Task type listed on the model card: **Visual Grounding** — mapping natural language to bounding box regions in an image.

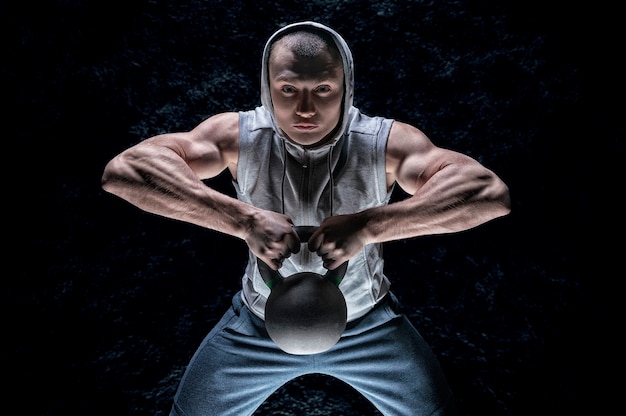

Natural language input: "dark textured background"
[7,1,622,415]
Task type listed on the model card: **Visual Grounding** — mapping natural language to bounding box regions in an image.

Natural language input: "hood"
[260,21,355,147]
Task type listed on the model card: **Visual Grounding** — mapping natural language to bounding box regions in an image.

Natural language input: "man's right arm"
[101,112,300,269]
[101,112,252,237]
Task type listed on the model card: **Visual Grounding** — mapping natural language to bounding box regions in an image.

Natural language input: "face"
[269,43,344,148]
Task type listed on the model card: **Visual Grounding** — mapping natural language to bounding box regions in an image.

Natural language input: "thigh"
[170,292,310,416]
[323,294,456,416]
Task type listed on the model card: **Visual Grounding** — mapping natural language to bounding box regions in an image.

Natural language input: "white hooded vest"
[234,22,395,322]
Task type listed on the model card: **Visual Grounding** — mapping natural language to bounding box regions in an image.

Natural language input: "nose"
[295,92,315,118]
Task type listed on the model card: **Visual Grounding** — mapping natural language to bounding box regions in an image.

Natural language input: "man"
[102,21,510,416]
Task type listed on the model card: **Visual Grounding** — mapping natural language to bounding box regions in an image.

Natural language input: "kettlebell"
[257,226,348,355]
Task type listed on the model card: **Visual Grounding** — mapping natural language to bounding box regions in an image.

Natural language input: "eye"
[315,85,331,93]
[281,85,297,94]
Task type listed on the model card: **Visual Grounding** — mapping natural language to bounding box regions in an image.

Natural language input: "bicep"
[386,121,468,195]
[148,112,239,180]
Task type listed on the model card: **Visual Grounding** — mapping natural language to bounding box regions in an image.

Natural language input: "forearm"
[361,163,511,244]
[101,145,257,240]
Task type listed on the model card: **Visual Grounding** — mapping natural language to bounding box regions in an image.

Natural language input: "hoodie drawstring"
[327,145,334,216]
[281,140,287,215]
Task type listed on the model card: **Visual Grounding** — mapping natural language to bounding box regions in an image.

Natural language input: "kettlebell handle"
[293,225,317,241]
[257,226,348,289]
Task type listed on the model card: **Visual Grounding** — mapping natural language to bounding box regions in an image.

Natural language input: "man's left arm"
[309,120,511,269]
[367,120,511,242]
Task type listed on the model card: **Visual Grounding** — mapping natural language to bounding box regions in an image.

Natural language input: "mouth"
[293,123,318,131]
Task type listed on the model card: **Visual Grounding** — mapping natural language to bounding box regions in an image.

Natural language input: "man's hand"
[308,214,368,270]
[244,210,301,270]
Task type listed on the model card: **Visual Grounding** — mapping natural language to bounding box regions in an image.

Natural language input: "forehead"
[269,43,343,82]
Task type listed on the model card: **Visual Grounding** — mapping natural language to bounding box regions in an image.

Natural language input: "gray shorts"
[170,291,455,416]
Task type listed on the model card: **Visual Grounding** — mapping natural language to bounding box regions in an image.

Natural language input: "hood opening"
[260,21,355,148]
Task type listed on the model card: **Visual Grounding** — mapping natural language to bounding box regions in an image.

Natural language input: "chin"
[286,132,326,147]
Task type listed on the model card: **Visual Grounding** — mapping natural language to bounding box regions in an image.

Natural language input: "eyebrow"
[272,73,339,83]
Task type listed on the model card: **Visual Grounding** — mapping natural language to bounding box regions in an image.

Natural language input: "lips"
[294,123,318,130]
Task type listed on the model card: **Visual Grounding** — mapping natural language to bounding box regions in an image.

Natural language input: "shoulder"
[385,120,444,188]
[202,107,273,138]
[188,112,239,152]
[182,112,240,170]
[388,120,432,150]
[386,120,435,164]
[193,112,240,141]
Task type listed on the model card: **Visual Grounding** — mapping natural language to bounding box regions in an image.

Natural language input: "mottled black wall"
[7,1,621,415]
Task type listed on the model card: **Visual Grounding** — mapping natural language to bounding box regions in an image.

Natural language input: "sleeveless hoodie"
[235,21,395,322]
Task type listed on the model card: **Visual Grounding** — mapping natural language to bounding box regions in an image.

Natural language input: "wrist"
[355,210,378,245]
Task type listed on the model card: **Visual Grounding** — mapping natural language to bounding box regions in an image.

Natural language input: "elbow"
[101,163,113,192]
[101,171,114,193]
[494,180,512,217]
[101,158,125,195]
[477,171,511,218]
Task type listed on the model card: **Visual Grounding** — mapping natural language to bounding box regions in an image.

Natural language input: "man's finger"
[285,228,301,254]
[308,228,322,252]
